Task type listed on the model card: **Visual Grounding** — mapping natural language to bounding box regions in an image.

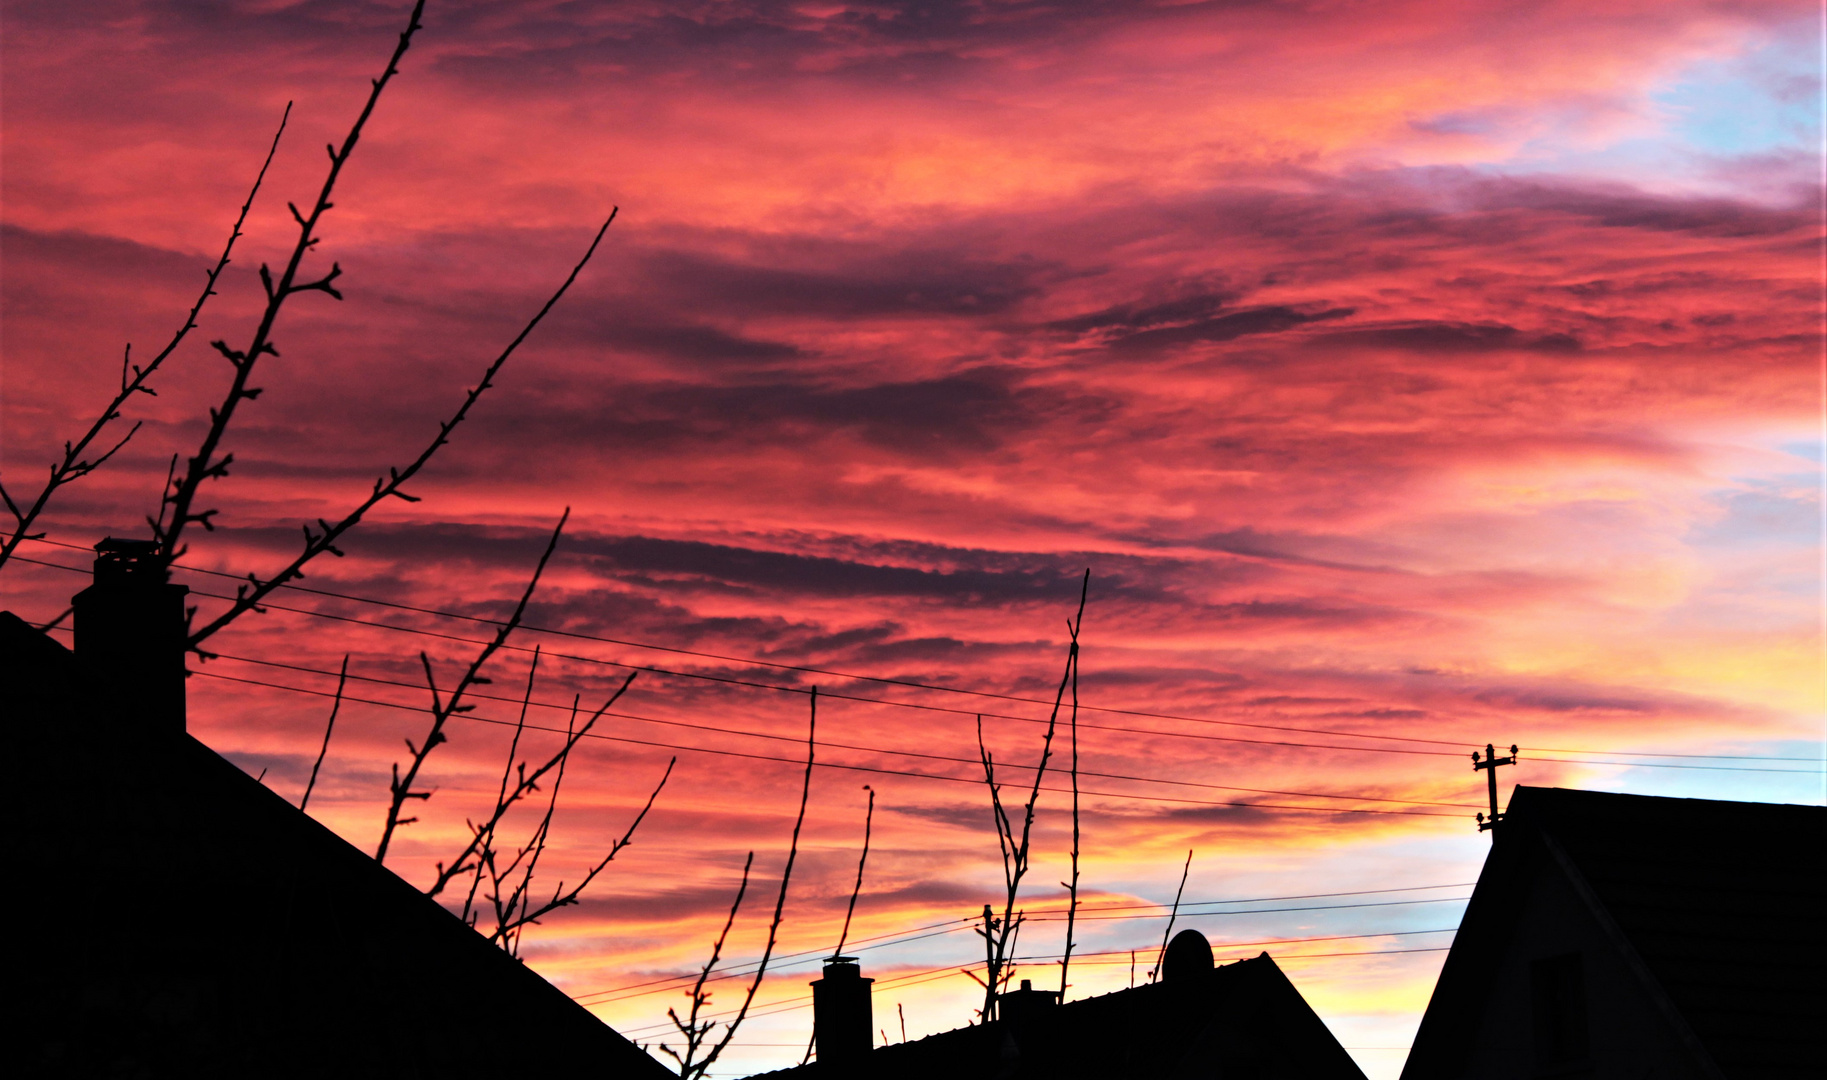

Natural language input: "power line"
[23,576,1825,781]
[1023,895,1469,922]
[571,884,1473,1006]
[14,553,1475,764]
[612,944,1454,1037]
[606,927,1459,1016]
[1030,927,1457,964]
[1033,880,1474,917]
[581,919,1463,1006]
[204,649,1483,810]
[17,550,1479,761]
[17,539,1819,768]
[185,666,1470,817]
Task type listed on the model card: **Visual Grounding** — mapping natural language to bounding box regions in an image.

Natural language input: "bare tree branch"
[0,103,290,574]
[486,754,674,951]
[375,509,567,864]
[1149,849,1194,984]
[973,575,1085,1021]
[660,853,755,1075]
[299,653,349,812]
[156,1,427,567]
[833,785,875,958]
[182,207,618,655]
[1058,569,1088,999]
[670,687,817,1078]
[452,649,550,918]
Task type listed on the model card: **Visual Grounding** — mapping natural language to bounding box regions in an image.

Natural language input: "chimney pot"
[73,538,188,735]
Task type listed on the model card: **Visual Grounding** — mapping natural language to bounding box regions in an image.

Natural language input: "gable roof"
[7,611,671,1078]
[753,951,1367,1079]
[1402,785,1825,1080]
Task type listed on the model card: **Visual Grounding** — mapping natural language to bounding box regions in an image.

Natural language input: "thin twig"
[660,853,755,1075]
[1150,849,1194,983]
[800,783,876,1066]
[491,694,577,955]
[182,207,618,656]
[375,509,568,864]
[1059,569,1089,999]
[973,578,1086,1021]
[299,654,348,812]
[458,651,546,923]
[689,687,817,1077]
[157,2,427,567]
[0,103,290,574]
[487,754,673,948]
[833,785,875,958]
[434,664,639,903]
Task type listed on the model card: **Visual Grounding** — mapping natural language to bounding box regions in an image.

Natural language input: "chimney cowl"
[92,538,168,584]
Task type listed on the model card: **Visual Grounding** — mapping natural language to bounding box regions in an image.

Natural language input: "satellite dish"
[1163,928,1214,982]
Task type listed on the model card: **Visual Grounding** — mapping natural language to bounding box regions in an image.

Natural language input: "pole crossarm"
[1473,743,1518,833]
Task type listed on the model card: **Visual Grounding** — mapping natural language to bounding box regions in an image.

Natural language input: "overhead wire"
[611,944,1454,1037]
[17,544,1827,774]
[184,666,1472,817]
[568,882,1472,1003]
[570,884,1474,1006]
[201,648,1485,810]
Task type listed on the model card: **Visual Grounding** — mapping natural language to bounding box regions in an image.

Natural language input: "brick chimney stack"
[73,538,189,735]
[810,956,873,1068]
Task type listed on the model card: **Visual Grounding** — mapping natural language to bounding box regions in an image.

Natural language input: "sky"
[2,1,1823,1076]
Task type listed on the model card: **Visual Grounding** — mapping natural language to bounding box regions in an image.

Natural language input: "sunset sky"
[2,1,1822,1075]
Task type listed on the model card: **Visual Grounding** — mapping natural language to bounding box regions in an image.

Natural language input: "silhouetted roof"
[7,611,669,1078]
[752,951,1366,1079]
[1404,785,1825,1080]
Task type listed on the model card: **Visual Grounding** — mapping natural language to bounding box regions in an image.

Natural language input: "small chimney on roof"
[73,538,188,735]
[811,956,873,1068]
[996,978,1060,1026]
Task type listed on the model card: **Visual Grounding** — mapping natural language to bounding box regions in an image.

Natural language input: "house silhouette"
[751,930,1368,1079]
[10,540,671,1078]
[1402,786,1825,1080]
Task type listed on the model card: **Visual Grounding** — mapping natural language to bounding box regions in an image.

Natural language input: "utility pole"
[1473,743,1518,833]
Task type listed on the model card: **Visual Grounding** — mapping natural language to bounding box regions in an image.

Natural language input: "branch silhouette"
[483,753,673,954]
[375,510,567,864]
[299,653,348,813]
[660,853,754,1077]
[156,1,427,566]
[972,574,1088,1021]
[0,104,289,574]
[665,688,817,1078]
[1058,569,1088,1000]
[183,208,617,655]
[1148,849,1194,983]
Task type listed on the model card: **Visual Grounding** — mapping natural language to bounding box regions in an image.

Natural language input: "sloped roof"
[1403,785,1825,1080]
[7,611,670,1078]
[752,952,1366,1079]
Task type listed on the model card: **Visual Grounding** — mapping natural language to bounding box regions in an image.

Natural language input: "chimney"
[996,977,1059,1027]
[73,538,188,735]
[811,956,873,1068]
